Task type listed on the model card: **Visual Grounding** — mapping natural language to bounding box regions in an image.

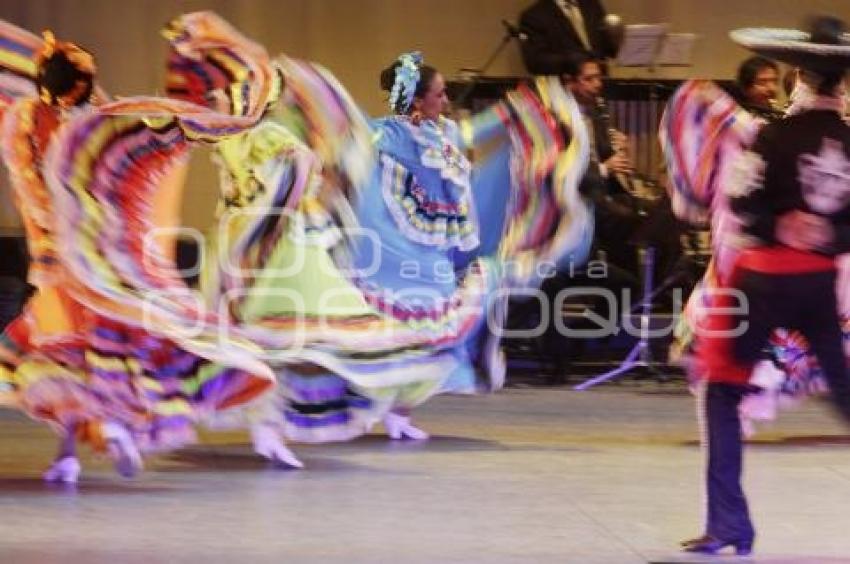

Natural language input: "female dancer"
[191,47,593,460]
[0,15,277,482]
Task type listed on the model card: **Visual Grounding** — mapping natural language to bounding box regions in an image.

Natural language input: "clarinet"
[595,96,639,198]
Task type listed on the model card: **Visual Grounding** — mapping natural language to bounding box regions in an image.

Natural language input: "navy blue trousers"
[703,268,850,542]
[704,382,755,542]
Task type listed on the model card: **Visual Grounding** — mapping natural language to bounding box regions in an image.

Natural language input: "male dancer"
[682,16,850,555]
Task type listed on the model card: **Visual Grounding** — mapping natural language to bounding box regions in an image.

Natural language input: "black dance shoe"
[680,534,753,556]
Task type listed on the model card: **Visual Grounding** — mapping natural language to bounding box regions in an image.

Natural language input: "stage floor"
[2,383,850,563]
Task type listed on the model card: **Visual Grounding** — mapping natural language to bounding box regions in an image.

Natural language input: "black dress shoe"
[680,534,753,556]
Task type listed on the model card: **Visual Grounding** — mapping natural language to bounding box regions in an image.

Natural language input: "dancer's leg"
[704,383,755,544]
[384,408,429,440]
[248,395,303,468]
[796,271,850,422]
[43,424,81,483]
[102,422,143,478]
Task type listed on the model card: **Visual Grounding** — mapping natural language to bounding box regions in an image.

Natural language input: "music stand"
[615,25,697,71]
[574,246,660,391]
[615,24,668,68]
[655,33,698,68]
[572,28,699,392]
[610,25,696,189]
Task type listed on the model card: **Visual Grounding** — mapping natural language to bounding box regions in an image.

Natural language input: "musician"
[732,56,783,121]
[534,54,683,376]
[565,53,638,256]
[519,0,619,75]
[566,53,683,306]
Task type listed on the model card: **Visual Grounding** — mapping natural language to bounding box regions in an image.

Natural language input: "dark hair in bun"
[37,51,95,107]
[35,33,96,108]
[379,60,438,114]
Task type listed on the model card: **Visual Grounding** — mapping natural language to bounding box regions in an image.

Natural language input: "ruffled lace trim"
[403,116,472,186]
[379,153,478,251]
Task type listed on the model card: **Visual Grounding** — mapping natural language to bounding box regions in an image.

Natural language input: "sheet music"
[615,24,668,67]
[656,33,697,66]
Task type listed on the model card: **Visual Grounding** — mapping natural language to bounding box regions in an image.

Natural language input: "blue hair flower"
[389,51,423,114]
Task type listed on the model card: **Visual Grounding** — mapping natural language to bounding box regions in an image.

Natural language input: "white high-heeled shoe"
[102,422,143,478]
[43,456,82,484]
[250,423,303,469]
[383,412,429,440]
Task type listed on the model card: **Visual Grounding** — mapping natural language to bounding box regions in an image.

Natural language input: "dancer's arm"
[728,133,833,252]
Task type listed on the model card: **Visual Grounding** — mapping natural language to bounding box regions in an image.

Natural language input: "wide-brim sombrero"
[730,16,850,74]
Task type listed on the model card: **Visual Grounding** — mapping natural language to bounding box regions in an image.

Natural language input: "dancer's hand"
[776,210,834,251]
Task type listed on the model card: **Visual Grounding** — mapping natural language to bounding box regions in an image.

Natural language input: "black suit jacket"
[581,102,615,196]
[519,0,615,75]
[730,110,850,255]
[579,103,640,243]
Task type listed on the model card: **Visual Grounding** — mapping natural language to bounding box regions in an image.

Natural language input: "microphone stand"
[454,21,526,109]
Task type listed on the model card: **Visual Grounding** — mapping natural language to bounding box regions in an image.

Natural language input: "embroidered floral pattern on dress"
[379,116,478,251]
